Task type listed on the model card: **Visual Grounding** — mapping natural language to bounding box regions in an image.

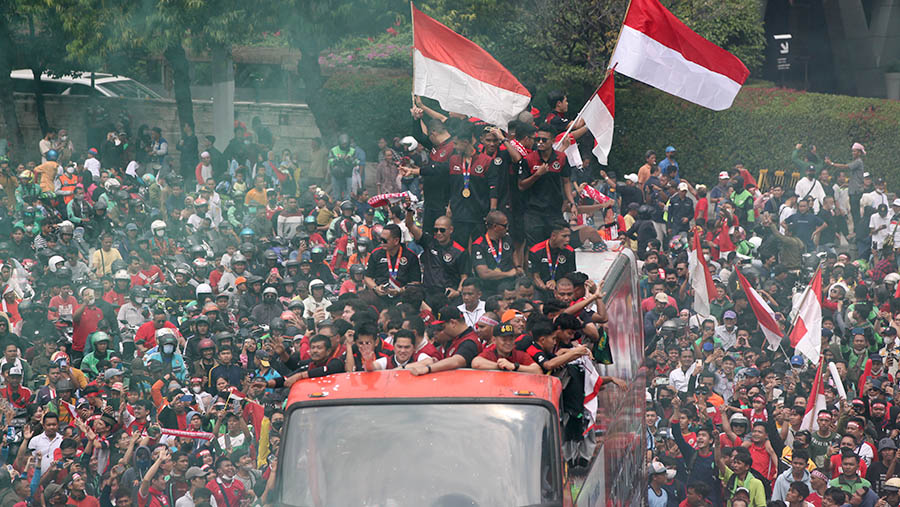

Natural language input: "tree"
[0,12,24,158]
[283,0,399,140]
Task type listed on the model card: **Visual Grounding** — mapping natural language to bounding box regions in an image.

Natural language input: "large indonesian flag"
[687,229,716,317]
[609,0,750,110]
[800,356,827,431]
[412,3,530,128]
[789,267,823,364]
[580,73,616,165]
[736,269,783,351]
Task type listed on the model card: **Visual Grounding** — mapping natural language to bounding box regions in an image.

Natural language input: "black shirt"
[448,151,496,223]
[528,240,576,282]
[366,245,421,287]
[618,184,643,210]
[484,149,516,213]
[471,233,516,293]
[420,139,454,212]
[419,233,468,293]
[518,150,571,214]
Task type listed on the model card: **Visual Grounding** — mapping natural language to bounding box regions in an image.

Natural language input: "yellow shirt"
[91,247,123,277]
[34,161,59,193]
[245,188,267,207]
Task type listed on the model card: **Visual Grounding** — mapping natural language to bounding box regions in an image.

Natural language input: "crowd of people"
[0,85,891,507]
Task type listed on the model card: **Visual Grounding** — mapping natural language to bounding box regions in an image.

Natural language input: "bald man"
[407,213,468,298]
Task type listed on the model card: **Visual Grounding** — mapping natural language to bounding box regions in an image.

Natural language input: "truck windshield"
[280,402,561,506]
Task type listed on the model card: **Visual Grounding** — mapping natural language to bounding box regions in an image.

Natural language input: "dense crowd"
[0,87,889,507]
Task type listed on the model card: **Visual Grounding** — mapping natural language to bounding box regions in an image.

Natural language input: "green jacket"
[792,148,823,173]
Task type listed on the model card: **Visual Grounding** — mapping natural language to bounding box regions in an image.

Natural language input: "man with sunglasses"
[518,123,577,247]
[364,224,421,302]
[405,211,467,299]
[471,210,519,296]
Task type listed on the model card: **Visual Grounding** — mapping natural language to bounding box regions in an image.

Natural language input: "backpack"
[725,468,772,502]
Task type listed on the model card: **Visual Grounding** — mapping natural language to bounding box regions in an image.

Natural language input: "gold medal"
[462,188,471,198]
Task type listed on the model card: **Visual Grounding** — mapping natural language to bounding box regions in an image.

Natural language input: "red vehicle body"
[276,247,645,506]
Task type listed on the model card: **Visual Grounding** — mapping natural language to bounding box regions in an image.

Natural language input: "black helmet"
[270,317,286,332]
[214,331,234,344]
[94,200,108,211]
[281,276,295,286]
[357,237,372,250]
[340,201,355,212]
[54,266,72,280]
[310,246,326,263]
[638,205,653,220]
[350,264,365,276]
[264,250,278,261]
[111,259,127,273]
[190,245,206,259]
[195,314,210,325]
[130,286,148,302]
[18,299,33,315]
[240,243,256,256]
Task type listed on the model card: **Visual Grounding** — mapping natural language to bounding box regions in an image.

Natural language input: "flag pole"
[608,0,634,68]
[410,1,416,108]
[552,66,615,151]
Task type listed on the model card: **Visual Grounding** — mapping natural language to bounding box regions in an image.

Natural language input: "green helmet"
[91,331,111,345]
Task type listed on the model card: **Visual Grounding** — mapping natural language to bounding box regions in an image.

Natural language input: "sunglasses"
[434,227,447,233]
[492,222,509,229]
[534,137,551,143]
[380,237,389,243]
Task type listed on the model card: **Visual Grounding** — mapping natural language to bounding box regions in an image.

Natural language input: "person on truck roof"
[277,335,346,386]
[409,306,482,376]
[472,322,542,374]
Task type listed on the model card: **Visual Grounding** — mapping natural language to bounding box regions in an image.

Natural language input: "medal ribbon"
[545,242,559,280]
[462,158,471,193]
[386,248,402,280]
[485,234,502,264]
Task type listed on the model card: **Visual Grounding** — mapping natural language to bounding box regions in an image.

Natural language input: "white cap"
[625,174,638,183]
[718,171,730,179]
[892,199,900,207]
[677,182,689,191]
[8,365,23,376]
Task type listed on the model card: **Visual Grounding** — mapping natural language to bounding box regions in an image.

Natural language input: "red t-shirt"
[477,347,536,365]
[207,478,245,507]
[829,454,868,478]
[719,433,743,448]
[135,321,178,351]
[748,443,777,482]
[73,305,104,351]
[49,295,78,320]
[695,197,709,223]
[67,495,101,507]
[806,492,822,507]
[137,487,168,507]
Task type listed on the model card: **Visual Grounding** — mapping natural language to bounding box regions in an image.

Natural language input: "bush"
[319,70,900,188]
[318,69,414,155]
[610,84,900,187]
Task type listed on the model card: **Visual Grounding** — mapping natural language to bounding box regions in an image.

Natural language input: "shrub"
[319,71,900,187]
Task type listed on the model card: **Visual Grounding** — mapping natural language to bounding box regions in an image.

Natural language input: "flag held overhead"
[411,3,531,128]
[609,0,750,110]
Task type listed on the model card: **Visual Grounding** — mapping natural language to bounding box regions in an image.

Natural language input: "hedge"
[319,69,900,187]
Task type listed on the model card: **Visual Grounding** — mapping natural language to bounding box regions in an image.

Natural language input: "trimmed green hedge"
[319,70,900,187]
[610,84,900,186]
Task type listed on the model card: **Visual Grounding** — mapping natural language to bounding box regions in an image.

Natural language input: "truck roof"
[286,369,562,410]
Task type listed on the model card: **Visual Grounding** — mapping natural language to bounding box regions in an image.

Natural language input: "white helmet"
[747,236,762,250]
[151,220,167,233]
[113,270,130,281]
[399,136,418,152]
[885,273,900,286]
[104,178,121,191]
[196,283,212,296]
[48,255,65,272]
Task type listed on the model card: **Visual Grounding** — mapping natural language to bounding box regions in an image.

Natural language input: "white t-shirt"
[84,157,101,179]
[29,431,63,473]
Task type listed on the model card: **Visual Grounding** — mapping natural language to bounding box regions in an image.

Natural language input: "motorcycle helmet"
[45,150,58,161]
[270,317,286,333]
[349,264,365,276]
[130,286,148,304]
[310,246,326,263]
[151,220,167,235]
[113,270,130,282]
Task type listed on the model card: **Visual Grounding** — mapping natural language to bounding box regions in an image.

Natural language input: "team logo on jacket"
[474,165,484,174]
[558,255,567,264]
[552,161,561,170]
[399,257,408,266]
[503,242,510,251]
[494,157,502,165]
[443,253,453,263]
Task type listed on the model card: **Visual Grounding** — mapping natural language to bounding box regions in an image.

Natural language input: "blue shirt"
[658,157,680,182]
[648,487,667,507]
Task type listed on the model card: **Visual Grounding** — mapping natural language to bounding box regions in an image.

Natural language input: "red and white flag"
[609,0,750,111]
[687,229,716,317]
[800,356,827,431]
[61,400,82,423]
[789,267,823,364]
[412,3,530,128]
[580,184,612,204]
[736,269,783,351]
[580,73,616,165]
